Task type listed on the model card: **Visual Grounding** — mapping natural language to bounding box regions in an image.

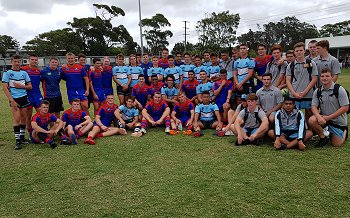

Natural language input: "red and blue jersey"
[40,66,62,98]
[32,112,57,130]
[145,100,168,121]
[90,69,103,91]
[21,65,41,94]
[255,55,272,89]
[132,84,150,107]
[61,108,87,128]
[140,62,153,86]
[149,82,164,97]
[173,99,194,119]
[182,79,199,99]
[213,80,233,108]
[97,103,118,127]
[159,58,169,69]
[102,66,113,91]
[60,64,87,91]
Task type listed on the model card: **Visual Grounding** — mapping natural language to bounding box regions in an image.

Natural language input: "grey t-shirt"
[256,85,283,112]
[238,106,266,129]
[311,82,349,126]
[313,54,341,75]
[286,59,318,98]
[265,60,288,86]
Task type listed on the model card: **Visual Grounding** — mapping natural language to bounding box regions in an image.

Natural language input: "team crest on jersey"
[9,73,14,78]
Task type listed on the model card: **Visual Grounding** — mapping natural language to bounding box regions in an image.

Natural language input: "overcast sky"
[0,0,349,51]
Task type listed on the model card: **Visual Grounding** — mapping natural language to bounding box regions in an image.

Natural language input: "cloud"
[0,0,86,13]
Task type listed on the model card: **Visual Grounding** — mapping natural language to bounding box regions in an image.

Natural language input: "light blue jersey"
[147,67,164,79]
[207,65,220,80]
[119,105,139,122]
[233,58,255,83]
[196,81,214,95]
[194,65,208,83]
[195,103,219,122]
[129,66,144,87]
[112,65,130,86]
[163,66,183,84]
[180,64,195,81]
[2,70,31,98]
[161,86,179,100]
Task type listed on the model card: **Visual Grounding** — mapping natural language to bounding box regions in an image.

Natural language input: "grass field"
[1,69,350,217]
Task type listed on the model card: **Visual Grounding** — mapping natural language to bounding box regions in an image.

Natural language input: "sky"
[0,0,349,51]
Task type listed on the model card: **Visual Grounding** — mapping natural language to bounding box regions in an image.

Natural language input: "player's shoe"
[169,130,179,135]
[216,130,225,137]
[194,131,203,137]
[182,130,192,135]
[315,137,329,148]
[84,137,96,145]
[50,142,57,149]
[70,134,77,145]
[165,127,170,134]
[15,141,22,150]
[177,123,183,131]
[20,139,30,145]
[119,128,127,135]
[225,130,234,136]
[140,128,147,134]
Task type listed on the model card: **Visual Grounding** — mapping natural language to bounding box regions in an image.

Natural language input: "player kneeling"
[141,92,171,134]
[115,96,142,137]
[31,100,65,149]
[61,98,93,144]
[193,91,222,137]
[269,97,312,151]
[170,91,195,135]
[233,93,268,146]
[84,95,126,145]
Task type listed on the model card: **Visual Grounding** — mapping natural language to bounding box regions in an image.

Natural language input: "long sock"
[165,116,171,128]
[45,137,53,144]
[77,130,83,137]
[134,126,141,133]
[27,127,33,134]
[14,126,20,143]
[19,124,26,141]
[141,119,147,129]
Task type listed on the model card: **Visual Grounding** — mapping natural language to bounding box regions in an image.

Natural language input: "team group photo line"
[2,39,348,150]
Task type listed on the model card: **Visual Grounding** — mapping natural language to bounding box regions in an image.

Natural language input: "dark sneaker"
[50,142,57,149]
[15,141,22,150]
[20,139,30,145]
[252,139,260,146]
[70,134,77,145]
[315,137,329,148]
[61,138,71,145]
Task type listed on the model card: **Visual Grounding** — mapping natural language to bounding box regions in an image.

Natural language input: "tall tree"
[141,13,173,55]
[320,20,350,37]
[67,3,136,55]
[237,16,319,51]
[0,35,19,57]
[195,11,240,52]
[24,28,83,56]
[172,42,195,54]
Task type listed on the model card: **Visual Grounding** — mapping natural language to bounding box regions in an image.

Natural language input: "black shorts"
[10,95,30,108]
[45,96,64,113]
[235,83,254,97]
[117,119,134,128]
[116,85,131,96]
[200,120,215,129]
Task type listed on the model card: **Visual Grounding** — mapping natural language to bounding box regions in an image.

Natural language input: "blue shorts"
[67,89,88,103]
[179,117,190,125]
[28,92,43,108]
[93,89,106,103]
[244,127,258,136]
[281,129,299,141]
[103,88,114,96]
[328,125,346,139]
[295,100,312,110]
[200,119,215,129]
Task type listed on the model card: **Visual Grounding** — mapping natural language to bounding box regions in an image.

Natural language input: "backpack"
[316,83,350,114]
[243,107,262,125]
[267,61,282,73]
[290,58,313,82]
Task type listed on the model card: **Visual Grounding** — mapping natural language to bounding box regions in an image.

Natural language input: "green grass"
[1,69,350,217]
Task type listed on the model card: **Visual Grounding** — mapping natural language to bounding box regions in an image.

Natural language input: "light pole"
[138,0,144,57]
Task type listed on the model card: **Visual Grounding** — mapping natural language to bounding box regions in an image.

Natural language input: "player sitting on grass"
[61,98,93,144]
[233,93,269,146]
[170,91,195,134]
[84,95,126,145]
[31,100,66,149]
[141,92,171,134]
[161,75,179,110]
[224,94,248,136]
[269,97,312,151]
[114,96,142,137]
[193,91,222,137]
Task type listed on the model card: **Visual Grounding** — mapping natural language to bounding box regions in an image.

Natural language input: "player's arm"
[214,109,222,127]
[2,82,15,102]
[31,121,50,134]
[94,115,105,128]
[238,68,254,86]
[301,75,317,98]
[53,118,64,134]
[158,107,170,122]
[188,109,195,126]
[77,115,92,128]
[126,74,131,87]
[266,103,282,117]
[89,76,98,100]
[141,108,153,123]
[286,75,297,97]
[213,82,224,96]
[252,116,269,138]
[113,75,124,87]
[114,109,125,125]
[83,76,89,96]
[170,110,178,121]
[234,116,244,138]
[233,70,239,87]
[12,81,32,90]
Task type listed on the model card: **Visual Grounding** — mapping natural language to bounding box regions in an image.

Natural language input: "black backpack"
[267,61,282,73]
[289,58,313,82]
[316,83,350,114]
[243,108,262,124]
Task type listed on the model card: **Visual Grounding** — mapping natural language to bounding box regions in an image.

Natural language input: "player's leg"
[93,100,100,115]
[80,100,89,115]
[329,126,346,147]
[11,106,22,149]
[84,125,101,145]
[26,106,33,133]
[193,121,204,137]
[102,127,126,137]
[170,119,177,130]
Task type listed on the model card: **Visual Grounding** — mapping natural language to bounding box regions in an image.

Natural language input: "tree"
[237,16,319,51]
[320,20,350,37]
[172,42,195,54]
[195,11,240,52]
[67,4,136,55]
[24,28,83,56]
[141,13,173,55]
[0,35,19,57]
